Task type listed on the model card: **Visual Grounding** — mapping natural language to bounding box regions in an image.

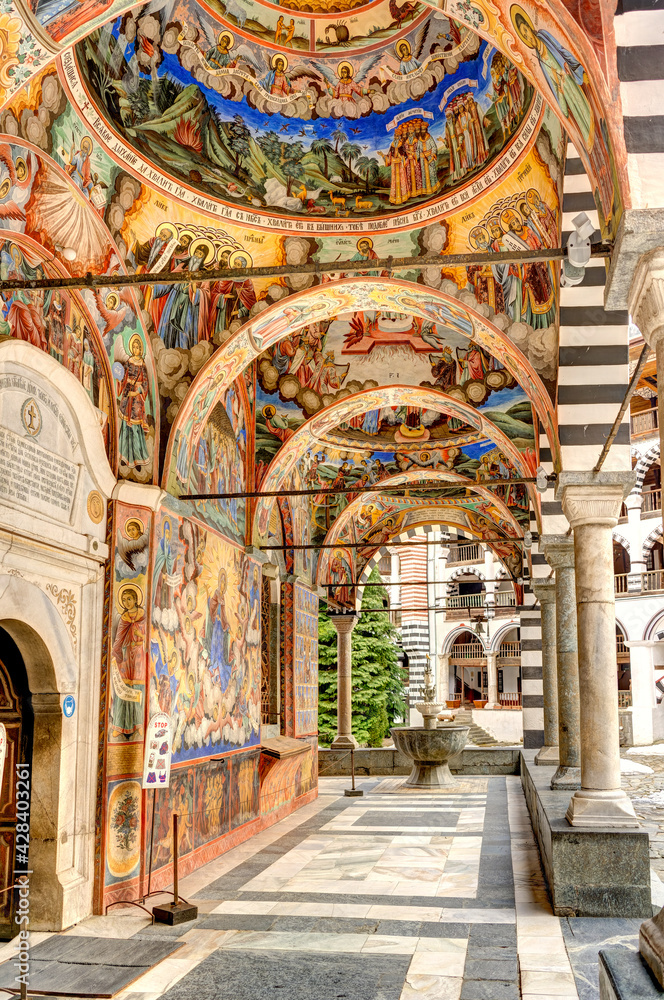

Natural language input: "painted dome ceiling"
[3,0,628,587]
[73,2,539,226]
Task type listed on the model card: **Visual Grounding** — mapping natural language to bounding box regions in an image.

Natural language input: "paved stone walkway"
[0,773,657,1000]
[621,747,664,885]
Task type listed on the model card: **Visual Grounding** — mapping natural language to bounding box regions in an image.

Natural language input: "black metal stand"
[153,814,198,925]
[344,747,363,797]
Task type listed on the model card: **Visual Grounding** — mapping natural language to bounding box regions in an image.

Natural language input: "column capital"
[531,578,556,603]
[329,613,358,635]
[624,492,644,512]
[541,533,575,570]
[557,473,636,529]
[629,249,664,349]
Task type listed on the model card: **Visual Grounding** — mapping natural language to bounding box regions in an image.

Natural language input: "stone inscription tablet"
[0,426,78,520]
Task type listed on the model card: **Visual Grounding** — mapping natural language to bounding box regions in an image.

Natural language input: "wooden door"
[0,649,32,939]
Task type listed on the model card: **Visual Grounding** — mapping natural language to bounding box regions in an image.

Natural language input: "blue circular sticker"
[112,362,125,381]
[62,695,75,718]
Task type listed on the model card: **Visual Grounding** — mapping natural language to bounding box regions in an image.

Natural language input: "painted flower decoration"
[0,14,21,92]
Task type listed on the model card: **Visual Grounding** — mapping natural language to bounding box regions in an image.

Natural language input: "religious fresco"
[441,0,621,235]
[149,508,261,764]
[230,750,261,828]
[105,778,142,885]
[75,5,536,222]
[185,381,249,545]
[293,582,318,737]
[107,504,152,749]
[0,238,117,460]
[169,278,556,496]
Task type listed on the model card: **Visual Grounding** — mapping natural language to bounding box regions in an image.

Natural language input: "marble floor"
[0,776,649,1000]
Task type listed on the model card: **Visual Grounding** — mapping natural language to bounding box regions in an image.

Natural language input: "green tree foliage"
[318,569,407,747]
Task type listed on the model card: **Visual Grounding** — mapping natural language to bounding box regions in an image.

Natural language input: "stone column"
[624,494,646,594]
[559,474,639,828]
[541,537,580,789]
[629,252,664,545]
[438,653,450,703]
[532,580,559,765]
[625,641,658,746]
[485,651,500,709]
[330,614,358,749]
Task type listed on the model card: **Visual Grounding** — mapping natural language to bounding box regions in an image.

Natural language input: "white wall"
[472,709,523,744]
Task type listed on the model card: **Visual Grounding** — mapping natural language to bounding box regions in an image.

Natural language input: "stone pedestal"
[599,948,662,1000]
[560,475,639,828]
[532,579,559,765]
[330,614,358,749]
[485,651,500,710]
[542,537,580,789]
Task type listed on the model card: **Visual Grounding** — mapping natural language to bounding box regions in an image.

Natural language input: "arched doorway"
[0,628,33,939]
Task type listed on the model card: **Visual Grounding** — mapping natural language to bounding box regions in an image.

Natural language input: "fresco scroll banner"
[163,277,559,494]
[59,50,544,237]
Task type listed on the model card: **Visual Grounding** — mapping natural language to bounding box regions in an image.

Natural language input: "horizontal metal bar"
[0,246,610,294]
[261,537,525,549]
[185,476,541,502]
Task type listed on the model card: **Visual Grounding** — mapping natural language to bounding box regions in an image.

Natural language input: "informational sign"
[0,724,6,792]
[142,713,173,789]
[62,695,76,718]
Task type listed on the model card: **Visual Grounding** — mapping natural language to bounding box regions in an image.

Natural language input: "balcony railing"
[498,641,521,658]
[631,409,658,437]
[643,570,664,593]
[447,543,482,565]
[447,593,485,609]
[494,591,517,607]
[616,635,628,655]
[450,643,485,660]
[618,691,633,709]
[615,571,664,595]
[642,489,662,513]
[499,692,521,708]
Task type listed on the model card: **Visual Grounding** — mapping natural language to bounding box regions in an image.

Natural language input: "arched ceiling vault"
[165,276,558,494]
[0,0,618,574]
[1,0,624,233]
[318,505,525,610]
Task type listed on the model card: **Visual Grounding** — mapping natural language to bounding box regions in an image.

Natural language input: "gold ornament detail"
[87,490,104,524]
[45,584,77,647]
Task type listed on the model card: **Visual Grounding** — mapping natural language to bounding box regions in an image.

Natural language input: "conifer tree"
[318,568,407,746]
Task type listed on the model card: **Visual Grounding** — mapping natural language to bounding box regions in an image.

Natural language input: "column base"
[566,789,640,829]
[331,734,359,749]
[640,908,664,989]
[551,764,581,789]
[484,702,501,710]
[535,745,560,766]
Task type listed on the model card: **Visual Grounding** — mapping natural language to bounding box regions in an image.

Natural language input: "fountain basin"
[391,726,470,788]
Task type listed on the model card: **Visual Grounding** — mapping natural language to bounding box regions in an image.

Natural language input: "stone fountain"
[392,665,470,788]
[414,662,445,729]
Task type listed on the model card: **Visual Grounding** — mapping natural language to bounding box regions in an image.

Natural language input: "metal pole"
[260,537,527,551]
[593,342,651,472]
[145,788,156,901]
[0,246,611,294]
[172,814,179,907]
[183,475,542,502]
